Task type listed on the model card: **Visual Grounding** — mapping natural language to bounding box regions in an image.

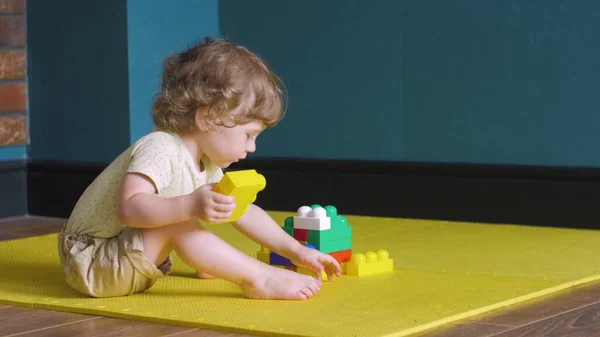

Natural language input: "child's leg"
[140,220,322,300]
[196,271,216,279]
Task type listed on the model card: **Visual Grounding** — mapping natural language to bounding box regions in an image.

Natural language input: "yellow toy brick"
[211,169,266,224]
[257,246,270,264]
[345,249,393,276]
[297,267,329,281]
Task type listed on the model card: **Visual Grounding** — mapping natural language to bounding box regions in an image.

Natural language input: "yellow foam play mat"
[2,211,600,337]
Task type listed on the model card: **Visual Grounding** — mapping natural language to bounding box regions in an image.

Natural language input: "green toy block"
[283,226,294,237]
[313,237,353,253]
[283,216,294,237]
[324,205,348,228]
[307,207,351,245]
[307,225,352,245]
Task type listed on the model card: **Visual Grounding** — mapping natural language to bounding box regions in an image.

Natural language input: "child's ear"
[194,107,211,131]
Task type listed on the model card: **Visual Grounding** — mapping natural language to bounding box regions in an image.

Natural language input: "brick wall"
[0,0,27,146]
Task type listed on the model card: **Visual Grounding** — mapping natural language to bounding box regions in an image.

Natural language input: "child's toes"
[297,291,310,300]
[305,281,320,294]
[300,286,315,298]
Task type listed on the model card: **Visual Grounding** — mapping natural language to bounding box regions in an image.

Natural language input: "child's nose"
[246,141,256,153]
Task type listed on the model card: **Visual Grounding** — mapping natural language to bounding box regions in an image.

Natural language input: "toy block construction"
[256,203,394,278]
[286,205,352,254]
[257,204,353,279]
[210,169,266,224]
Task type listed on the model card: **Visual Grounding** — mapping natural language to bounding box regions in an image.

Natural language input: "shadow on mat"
[168,271,197,278]
[146,288,245,299]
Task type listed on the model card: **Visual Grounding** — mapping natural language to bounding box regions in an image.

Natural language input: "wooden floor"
[1,217,600,337]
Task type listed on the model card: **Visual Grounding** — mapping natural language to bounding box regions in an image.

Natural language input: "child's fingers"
[205,207,233,222]
[333,263,342,276]
[319,256,342,278]
[308,259,325,274]
[319,255,341,269]
[213,201,236,212]
[323,266,332,281]
[205,214,229,223]
[315,270,323,282]
[212,192,235,205]
[334,261,342,275]
[324,264,337,280]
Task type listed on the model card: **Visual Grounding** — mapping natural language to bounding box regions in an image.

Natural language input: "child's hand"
[291,245,342,281]
[189,183,236,223]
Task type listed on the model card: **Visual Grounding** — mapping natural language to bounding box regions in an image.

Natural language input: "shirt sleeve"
[127,132,180,193]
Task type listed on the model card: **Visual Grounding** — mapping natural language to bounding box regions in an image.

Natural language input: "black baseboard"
[21,158,600,229]
[228,158,600,229]
[27,161,107,219]
[0,160,27,218]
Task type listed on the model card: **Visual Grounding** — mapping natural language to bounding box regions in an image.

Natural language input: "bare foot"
[241,265,322,300]
[196,271,216,279]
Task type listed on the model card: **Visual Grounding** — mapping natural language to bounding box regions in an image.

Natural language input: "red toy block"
[329,249,352,263]
[294,228,308,241]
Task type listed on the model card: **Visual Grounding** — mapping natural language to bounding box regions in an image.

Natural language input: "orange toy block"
[211,169,266,224]
[345,249,393,276]
[329,249,352,264]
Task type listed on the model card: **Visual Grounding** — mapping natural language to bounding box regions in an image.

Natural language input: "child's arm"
[233,204,302,256]
[117,172,235,228]
[233,204,342,279]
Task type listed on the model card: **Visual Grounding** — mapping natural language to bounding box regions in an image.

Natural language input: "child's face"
[196,119,266,168]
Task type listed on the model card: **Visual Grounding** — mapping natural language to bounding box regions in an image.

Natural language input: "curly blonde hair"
[152,37,286,133]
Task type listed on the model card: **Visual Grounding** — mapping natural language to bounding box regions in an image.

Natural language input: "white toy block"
[293,206,331,230]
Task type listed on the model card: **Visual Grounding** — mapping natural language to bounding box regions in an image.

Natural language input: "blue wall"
[402,1,600,166]
[220,0,404,161]
[127,0,219,143]
[221,0,600,167]
[17,1,600,167]
[26,0,130,163]
[0,146,26,160]
[23,0,218,163]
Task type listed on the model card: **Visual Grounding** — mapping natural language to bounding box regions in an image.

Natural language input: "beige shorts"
[58,227,172,298]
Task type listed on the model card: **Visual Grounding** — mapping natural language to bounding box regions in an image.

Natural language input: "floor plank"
[414,321,512,337]
[0,306,98,336]
[416,282,600,336]
[488,301,600,337]
[556,282,600,304]
[163,328,255,337]
[467,282,600,326]
[14,316,197,337]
